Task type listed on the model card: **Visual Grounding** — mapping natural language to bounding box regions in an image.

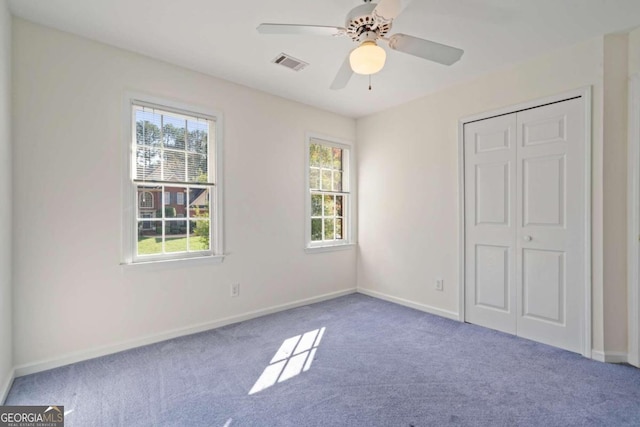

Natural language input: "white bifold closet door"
[464,98,585,354]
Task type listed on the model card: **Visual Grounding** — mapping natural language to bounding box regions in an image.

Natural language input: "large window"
[306,136,353,250]
[124,97,222,264]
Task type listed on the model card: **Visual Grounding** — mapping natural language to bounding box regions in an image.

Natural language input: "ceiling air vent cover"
[272,53,309,71]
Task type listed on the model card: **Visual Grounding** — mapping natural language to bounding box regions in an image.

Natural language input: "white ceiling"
[8,0,640,117]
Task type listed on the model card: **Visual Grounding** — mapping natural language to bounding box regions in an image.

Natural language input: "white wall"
[12,18,356,370]
[0,0,13,402]
[357,37,610,352]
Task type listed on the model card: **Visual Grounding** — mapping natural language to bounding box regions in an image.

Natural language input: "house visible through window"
[129,100,218,262]
[307,137,352,249]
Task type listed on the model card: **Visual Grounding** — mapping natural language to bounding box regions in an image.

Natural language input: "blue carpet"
[5,294,640,426]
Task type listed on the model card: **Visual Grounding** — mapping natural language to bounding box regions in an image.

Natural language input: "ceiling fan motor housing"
[345,3,391,41]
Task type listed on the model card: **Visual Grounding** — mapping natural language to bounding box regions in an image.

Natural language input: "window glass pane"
[311,194,322,216]
[333,171,342,192]
[190,219,210,251]
[310,144,321,167]
[187,120,208,154]
[165,220,188,253]
[336,195,343,217]
[321,146,332,168]
[136,110,162,146]
[187,153,208,183]
[333,147,343,170]
[164,151,186,181]
[163,187,187,218]
[137,185,161,218]
[136,147,162,180]
[321,170,332,191]
[189,188,210,219]
[137,220,162,256]
[309,168,320,190]
[163,115,186,150]
[165,219,187,235]
[323,195,334,217]
[311,219,322,241]
[323,218,335,240]
[336,218,343,240]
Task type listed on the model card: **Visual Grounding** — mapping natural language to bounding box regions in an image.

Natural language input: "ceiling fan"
[257,0,464,90]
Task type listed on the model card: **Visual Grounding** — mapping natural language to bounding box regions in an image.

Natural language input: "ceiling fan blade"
[257,23,346,37]
[372,0,413,24]
[330,55,353,90]
[388,34,464,66]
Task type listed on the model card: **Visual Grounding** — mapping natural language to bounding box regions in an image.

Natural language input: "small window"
[139,191,154,209]
[306,135,354,250]
[124,97,223,264]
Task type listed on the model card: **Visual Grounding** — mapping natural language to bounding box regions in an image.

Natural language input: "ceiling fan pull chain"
[369,74,372,91]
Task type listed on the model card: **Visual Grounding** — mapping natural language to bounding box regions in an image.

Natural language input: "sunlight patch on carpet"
[249,327,325,395]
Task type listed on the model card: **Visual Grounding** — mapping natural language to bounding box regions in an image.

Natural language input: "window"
[306,135,354,250]
[123,96,223,264]
[139,191,154,209]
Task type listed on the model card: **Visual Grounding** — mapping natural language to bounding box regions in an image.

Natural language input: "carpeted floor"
[6,294,640,426]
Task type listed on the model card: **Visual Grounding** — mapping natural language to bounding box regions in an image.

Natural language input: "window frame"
[304,133,356,252]
[122,94,224,266]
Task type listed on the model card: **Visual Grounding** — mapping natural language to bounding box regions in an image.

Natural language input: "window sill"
[120,254,225,270]
[305,243,356,254]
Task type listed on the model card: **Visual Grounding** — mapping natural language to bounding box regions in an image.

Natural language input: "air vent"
[272,53,309,71]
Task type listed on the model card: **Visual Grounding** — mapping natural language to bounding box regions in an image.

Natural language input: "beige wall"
[602,34,629,353]
[12,19,357,369]
[357,37,610,352]
[0,0,13,402]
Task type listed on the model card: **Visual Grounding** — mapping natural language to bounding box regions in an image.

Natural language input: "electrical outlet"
[231,283,240,298]
[435,279,444,291]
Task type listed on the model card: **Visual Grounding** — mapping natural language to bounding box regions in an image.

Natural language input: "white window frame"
[121,93,224,266]
[164,191,170,206]
[305,133,356,252]
[177,191,185,205]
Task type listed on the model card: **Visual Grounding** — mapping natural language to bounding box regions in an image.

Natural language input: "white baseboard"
[357,288,460,321]
[14,288,357,378]
[1,368,15,404]
[591,350,628,364]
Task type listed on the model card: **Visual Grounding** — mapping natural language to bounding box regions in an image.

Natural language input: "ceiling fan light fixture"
[349,40,386,75]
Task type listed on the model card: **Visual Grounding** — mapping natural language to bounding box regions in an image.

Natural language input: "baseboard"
[591,350,628,364]
[14,288,357,378]
[357,288,459,321]
[1,368,15,404]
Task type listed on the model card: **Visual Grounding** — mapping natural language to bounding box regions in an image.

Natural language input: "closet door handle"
[524,235,533,242]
